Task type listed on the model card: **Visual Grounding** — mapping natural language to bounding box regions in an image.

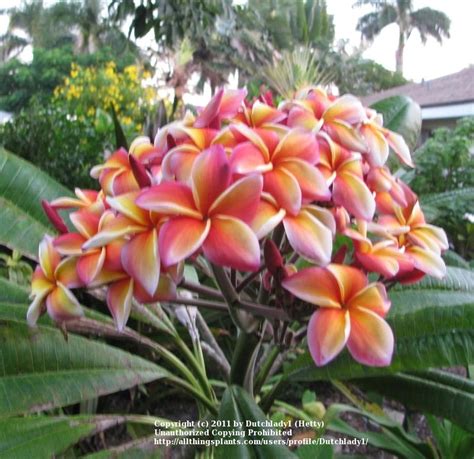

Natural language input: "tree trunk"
[396,30,405,75]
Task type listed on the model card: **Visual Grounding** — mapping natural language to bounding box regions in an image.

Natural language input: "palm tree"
[354,0,450,75]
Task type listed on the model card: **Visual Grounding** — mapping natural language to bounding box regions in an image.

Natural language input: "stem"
[180,280,224,300]
[260,377,288,413]
[236,267,264,293]
[254,346,280,394]
[230,331,260,386]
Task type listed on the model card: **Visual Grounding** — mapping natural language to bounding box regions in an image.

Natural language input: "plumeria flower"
[282,264,394,367]
[50,188,106,215]
[27,236,83,326]
[230,124,329,216]
[137,144,263,271]
[317,133,376,221]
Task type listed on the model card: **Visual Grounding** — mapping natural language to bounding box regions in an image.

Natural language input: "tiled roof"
[361,66,474,107]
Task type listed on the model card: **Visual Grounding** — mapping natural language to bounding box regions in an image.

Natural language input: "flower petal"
[406,246,447,278]
[134,274,177,303]
[161,145,200,183]
[230,142,269,174]
[191,144,231,215]
[136,182,201,218]
[159,217,211,267]
[264,167,302,216]
[38,236,61,281]
[347,283,391,317]
[408,225,449,254]
[326,264,368,305]
[55,256,83,288]
[209,174,263,222]
[107,278,134,331]
[107,191,149,226]
[271,128,319,164]
[250,199,286,239]
[70,210,100,239]
[324,119,367,152]
[203,215,260,271]
[31,266,54,298]
[333,170,375,221]
[283,210,333,265]
[122,229,160,296]
[53,233,86,256]
[280,159,331,202]
[323,95,366,124]
[281,267,341,308]
[307,308,350,366]
[77,248,106,285]
[27,294,46,326]
[347,307,394,367]
[46,283,83,322]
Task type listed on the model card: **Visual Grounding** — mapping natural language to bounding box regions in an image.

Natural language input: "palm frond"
[356,5,397,41]
[263,47,336,99]
[410,7,450,44]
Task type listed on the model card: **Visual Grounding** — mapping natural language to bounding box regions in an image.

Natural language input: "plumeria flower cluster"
[28,86,448,368]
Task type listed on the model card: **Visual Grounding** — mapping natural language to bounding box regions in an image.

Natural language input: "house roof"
[361,66,474,108]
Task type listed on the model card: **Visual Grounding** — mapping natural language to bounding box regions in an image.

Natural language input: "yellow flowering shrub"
[54,62,156,135]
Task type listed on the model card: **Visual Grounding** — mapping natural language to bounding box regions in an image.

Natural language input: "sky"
[327,0,474,81]
[1,0,473,83]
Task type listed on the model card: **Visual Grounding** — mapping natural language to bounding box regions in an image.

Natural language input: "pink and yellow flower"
[282,264,394,366]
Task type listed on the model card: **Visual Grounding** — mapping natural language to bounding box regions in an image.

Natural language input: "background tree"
[354,0,450,75]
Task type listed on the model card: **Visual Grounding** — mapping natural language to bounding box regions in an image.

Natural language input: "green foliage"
[0,45,136,113]
[0,103,107,189]
[412,117,474,258]
[427,415,474,459]
[0,146,72,258]
[337,57,408,96]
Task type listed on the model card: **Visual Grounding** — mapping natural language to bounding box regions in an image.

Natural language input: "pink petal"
[191,145,231,215]
[347,283,391,317]
[250,199,286,239]
[230,142,269,174]
[107,278,134,331]
[307,308,350,366]
[159,217,211,267]
[264,167,302,216]
[347,307,394,367]
[77,249,106,285]
[271,128,319,164]
[203,215,260,271]
[53,233,86,256]
[46,283,83,323]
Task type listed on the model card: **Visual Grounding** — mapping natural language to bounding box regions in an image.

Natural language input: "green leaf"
[370,95,421,151]
[357,370,474,433]
[110,104,129,150]
[84,436,161,458]
[0,415,126,458]
[0,147,73,258]
[0,277,29,304]
[296,444,333,459]
[0,312,170,416]
[443,251,471,270]
[216,385,296,458]
[285,267,474,381]
[421,187,474,208]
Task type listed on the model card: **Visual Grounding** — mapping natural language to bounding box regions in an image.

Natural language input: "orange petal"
[230,123,270,161]
[251,101,286,126]
[323,95,365,124]
[323,120,367,152]
[347,283,391,317]
[70,210,100,239]
[333,170,375,221]
[107,191,149,226]
[77,248,106,285]
[283,210,333,265]
[191,145,231,215]
[287,107,320,130]
[38,236,61,281]
[271,128,319,164]
[83,214,144,249]
[136,182,201,218]
[159,217,211,267]
[360,123,389,166]
[161,145,200,183]
[250,199,286,239]
[230,142,269,174]
[112,169,140,196]
[27,294,46,326]
[194,88,224,128]
[55,256,83,288]
[31,266,54,299]
[385,130,414,167]
[408,225,449,254]
[203,216,260,272]
[347,307,394,367]
[107,278,134,331]
[53,233,86,256]
[209,174,263,222]
[264,167,302,216]
[406,246,446,278]
[122,229,160,297]
[280,159,331,202]
[281,267,341,308]
[307,308,350,366]
[326,264,368,305]
[46,283,83,322]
